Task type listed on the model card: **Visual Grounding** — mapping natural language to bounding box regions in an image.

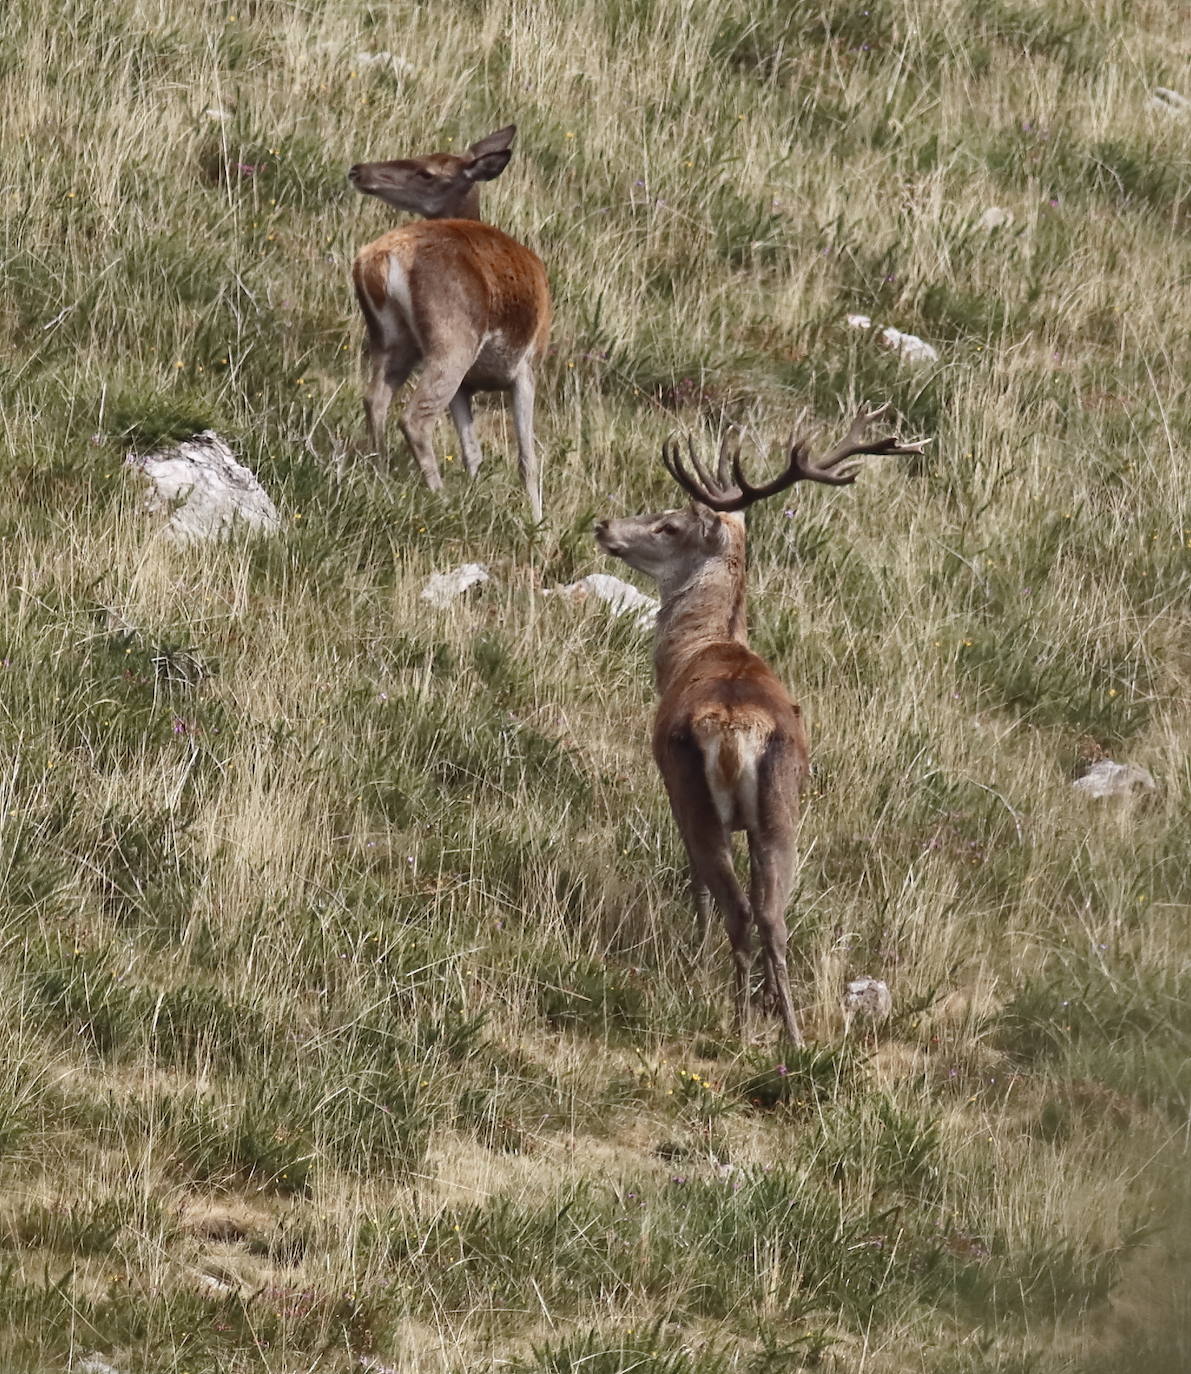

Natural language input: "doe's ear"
[463,146,513,182]
[469,124,517,157]
[464,124,517,181]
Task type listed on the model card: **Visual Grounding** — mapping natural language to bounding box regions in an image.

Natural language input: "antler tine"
[785,431,862,486]
[686,436,723,498]
[728,441,813,502]
[716,433,738,487]
[660,439,698,500]
[729,446,758,499]
[659,435,747,511]
[661,437,724,507]
[815,402,929,473]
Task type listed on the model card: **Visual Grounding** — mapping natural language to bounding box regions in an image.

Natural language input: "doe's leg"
[363,339,417,469]
[449,387,485,477]
[400,343,478,492]
[510,363,542,522]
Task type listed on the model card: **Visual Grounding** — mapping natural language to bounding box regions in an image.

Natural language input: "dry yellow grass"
[0,0,1189,1369]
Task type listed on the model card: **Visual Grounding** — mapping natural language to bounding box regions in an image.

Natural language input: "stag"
[348,125,551,520]
[595,405,925,1042]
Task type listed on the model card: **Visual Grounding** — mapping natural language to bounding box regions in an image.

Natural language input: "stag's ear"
[692,504,725,543]
[464,124,516,180]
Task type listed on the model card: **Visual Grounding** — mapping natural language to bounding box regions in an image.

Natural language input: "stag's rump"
[653,642,808,833]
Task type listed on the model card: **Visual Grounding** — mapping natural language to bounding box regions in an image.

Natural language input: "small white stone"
[126,430,280,542]
[844,314,939,363]
[1150,87,1190,116]
[1071,760,1156,799]
[353,50,414,71]
[197,1274,236,1296]
[546,573,659,630]
[843,976,893,1026]
[420,563,491,607]
[204,106,232,122]
[75,1357,123,1374]
[877,326,939,365]
[977,206,1014,230]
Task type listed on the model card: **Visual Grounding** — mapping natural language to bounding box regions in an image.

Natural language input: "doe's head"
[347,124,516,218]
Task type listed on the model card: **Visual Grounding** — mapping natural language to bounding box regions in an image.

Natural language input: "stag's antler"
[661,403,928,512]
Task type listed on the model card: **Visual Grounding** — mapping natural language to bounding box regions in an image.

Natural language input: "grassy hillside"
[1,0,1189,1369]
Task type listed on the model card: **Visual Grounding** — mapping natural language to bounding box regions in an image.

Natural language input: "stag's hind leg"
[661,751,755,1038]
[747,831,802,1045]
[747,740,805,1045]
[690,835,755,1038]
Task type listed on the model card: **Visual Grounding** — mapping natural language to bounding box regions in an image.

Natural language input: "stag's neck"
[428,188,483,221]
[653,552,748,695]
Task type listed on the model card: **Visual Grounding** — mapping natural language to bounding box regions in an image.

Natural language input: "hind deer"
[348,125,551,520]
[595,405,925,1042]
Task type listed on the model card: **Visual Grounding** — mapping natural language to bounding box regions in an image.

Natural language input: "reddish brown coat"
[347,125,551,519]
[352,220,551,386]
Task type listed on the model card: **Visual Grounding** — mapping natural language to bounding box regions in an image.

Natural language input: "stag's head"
[596,405,927,589]
[348,125,516,219]
[595,502,737,589]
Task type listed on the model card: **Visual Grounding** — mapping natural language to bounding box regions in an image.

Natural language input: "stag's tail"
[691,715,772,832]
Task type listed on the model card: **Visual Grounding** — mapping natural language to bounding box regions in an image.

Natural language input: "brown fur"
[351,223,550,384]
[347,126,551,519]
[597,503,809,1042]
[598,411,925,1041]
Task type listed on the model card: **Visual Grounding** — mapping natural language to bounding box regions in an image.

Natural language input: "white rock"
[877,326,939,365]
[977,206,1014,230]
[843,976,893,1026]
[204,106,232,122]
[547,573,658,630]
[353,50,415,72]
[197,1274,236,1296]
[126,431,280,543]
[1150,87,1190,116]
[843,313,939,364]
[1071,760,1156,799]
[420,562,491,607]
